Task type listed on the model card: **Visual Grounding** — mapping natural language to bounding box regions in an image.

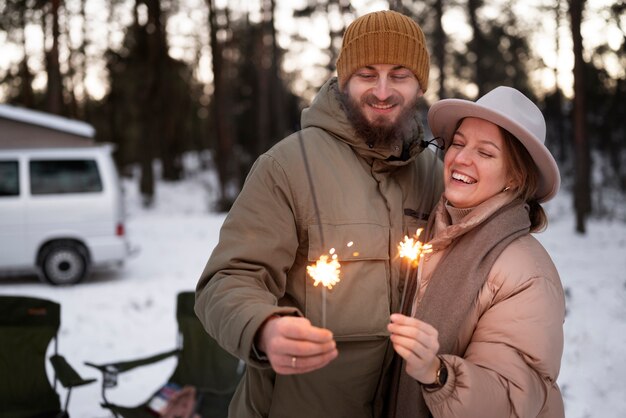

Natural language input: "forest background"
[1,0,624,233]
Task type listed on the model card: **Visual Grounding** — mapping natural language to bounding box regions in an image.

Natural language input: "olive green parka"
[195,78,443,418]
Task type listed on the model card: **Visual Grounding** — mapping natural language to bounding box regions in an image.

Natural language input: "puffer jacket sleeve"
[194,153,302,366]
[424,238,565,418]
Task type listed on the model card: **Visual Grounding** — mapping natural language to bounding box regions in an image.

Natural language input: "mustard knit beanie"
[336,10,430,92]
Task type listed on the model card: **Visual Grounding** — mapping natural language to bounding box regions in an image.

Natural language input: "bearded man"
[195,10,443,418]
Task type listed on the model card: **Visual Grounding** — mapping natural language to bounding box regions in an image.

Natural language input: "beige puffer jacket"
[415,194,566,418]
[195,77,443,418]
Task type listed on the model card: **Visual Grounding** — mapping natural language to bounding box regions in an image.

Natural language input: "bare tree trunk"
[79,0,89,120]
[325,0,346,74]
[269,0,288,138]
[467,0,486,96]
[207,0,237,210]
[554,0,566,162]
[388,0,402,11]
[17,8,34,108]
[106,0,122,171]
[139,0,162,206]
[63,2,78,118]
[18,59,35,107]
[388,0,411,15]
[433,0,446,98]
[569,0,591,233]
[192,31,209,157]
[45,0,65,115]
[256,1,271,156]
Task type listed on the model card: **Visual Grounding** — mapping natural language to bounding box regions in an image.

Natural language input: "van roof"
[0,105,95,137]
[0,104,98,150]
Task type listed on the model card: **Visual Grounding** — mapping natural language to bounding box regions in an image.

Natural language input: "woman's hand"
[388,313,441,383]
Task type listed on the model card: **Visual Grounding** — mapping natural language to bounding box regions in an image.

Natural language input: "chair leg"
[63,387,72,413]
[100,384,120,417]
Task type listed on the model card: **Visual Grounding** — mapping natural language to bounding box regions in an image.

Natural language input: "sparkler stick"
[323,288,326,328]
[298,130,334,328]
[297,131,324,245]
[399,267,412,315]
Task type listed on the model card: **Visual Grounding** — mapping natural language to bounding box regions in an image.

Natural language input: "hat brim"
[428,99,560,203]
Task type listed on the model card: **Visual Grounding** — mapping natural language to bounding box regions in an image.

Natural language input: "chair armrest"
[85,348,180,374]
[50,354,97,388]
[85,348,180,390]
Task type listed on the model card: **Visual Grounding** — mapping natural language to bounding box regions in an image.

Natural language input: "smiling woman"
[386,86,566,418]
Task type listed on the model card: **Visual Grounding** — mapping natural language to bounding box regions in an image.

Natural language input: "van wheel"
[39,242,89,285]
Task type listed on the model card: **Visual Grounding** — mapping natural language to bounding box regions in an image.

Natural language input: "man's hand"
[256,316,338,375]
[388,313,440,384]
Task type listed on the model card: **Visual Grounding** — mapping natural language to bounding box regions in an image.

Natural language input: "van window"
[30,159,103,195]
[0,161,19,196]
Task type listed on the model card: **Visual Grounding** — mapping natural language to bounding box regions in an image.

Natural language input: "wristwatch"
[423,357,448,390]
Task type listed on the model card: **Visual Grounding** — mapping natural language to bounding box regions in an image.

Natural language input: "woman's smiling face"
[443,117,512,208]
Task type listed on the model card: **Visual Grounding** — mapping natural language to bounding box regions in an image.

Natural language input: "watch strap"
[422,356,448,390]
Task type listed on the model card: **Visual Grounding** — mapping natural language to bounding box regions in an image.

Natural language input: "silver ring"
[291,356,297,368]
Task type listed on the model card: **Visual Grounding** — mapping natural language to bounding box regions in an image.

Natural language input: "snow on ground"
[1,173,625,418]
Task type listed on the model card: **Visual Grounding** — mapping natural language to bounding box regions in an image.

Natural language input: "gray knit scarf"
[386,198,531,418]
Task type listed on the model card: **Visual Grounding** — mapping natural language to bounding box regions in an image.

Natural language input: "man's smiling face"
[342,64,423,147]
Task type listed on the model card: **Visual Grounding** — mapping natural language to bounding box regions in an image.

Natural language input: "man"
[195,10,443,418]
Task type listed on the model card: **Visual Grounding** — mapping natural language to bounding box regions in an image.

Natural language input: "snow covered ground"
[1,171,625,418]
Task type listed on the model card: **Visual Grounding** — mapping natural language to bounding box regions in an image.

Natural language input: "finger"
[280,317,334,343]
[390,313,422,326]
[390,332,429,355]
[265,336,336,369]
[273,338,337,358]
[388,326,439,351]
[390,314,436,334]
[390,334,436,362]
[390,314,438,335]
[262,317,333,355]
[390,341,418,362]
[274,349,339,375]
[290,349,339,371]
[388,324,439,351]
[387,322,420,340]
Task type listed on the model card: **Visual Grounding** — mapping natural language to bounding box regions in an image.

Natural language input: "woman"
[386,86,565,418]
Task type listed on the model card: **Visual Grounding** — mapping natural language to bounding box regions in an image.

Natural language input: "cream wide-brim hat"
[428,86,560,203]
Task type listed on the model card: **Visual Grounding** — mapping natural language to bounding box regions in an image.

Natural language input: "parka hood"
[301,77,427,164]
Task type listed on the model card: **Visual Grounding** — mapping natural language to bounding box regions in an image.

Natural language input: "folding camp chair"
[85,291,244,418]
[0,295,96,418]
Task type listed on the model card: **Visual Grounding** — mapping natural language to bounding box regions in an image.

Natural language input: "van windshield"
[30,159,103,195]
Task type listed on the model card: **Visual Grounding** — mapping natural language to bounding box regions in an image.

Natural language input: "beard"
[339,90,421,148]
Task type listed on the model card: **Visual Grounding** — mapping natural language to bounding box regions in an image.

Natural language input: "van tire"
[39,242,89,285]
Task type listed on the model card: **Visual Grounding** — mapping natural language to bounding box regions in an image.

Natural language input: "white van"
[0,104,133,285]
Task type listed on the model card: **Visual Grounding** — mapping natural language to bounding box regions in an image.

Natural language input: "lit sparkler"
[398,228,432,313]
[306,243,354,328]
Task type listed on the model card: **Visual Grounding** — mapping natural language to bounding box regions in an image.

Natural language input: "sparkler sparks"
[307,249,341,290]
[398,228,432,313]
[398,228,432,266]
